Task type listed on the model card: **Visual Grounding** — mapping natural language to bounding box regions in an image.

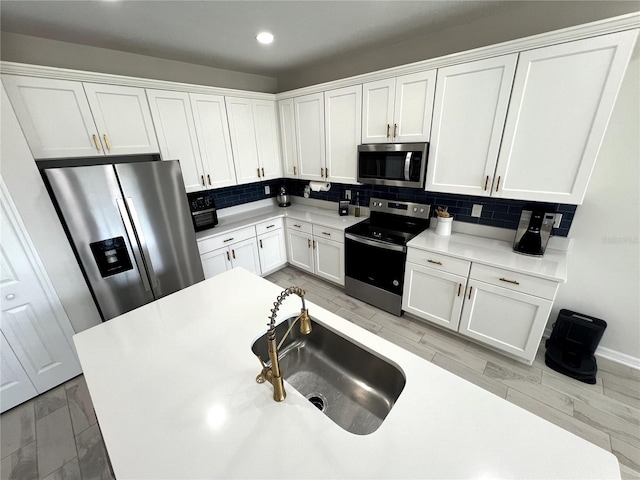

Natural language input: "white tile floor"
[2,265,639,479]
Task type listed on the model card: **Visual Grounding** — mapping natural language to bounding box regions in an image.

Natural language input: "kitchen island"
[74,268,620,479]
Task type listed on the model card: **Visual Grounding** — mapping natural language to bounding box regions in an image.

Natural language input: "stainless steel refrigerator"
[46,160,204,320]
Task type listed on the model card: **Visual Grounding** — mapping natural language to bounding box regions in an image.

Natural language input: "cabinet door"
[146,89,205,193]
[2,75,102,159]
[426,55,517,196]
[230,237,261,275]
[313,237,345,286]
[258,229,287,276]
[294,93,325,181]
[83,83,159,156]
[1,332,38,413]
[0,192,81,393]
[225,97,260,185]
[286,229,314,274]
[324,85,361,184]
[278,98,298,178]
[459,279,552,364]
[201,248,231,279]
[253,99,282,180]
[402,263,466,331]
[361,78,395,144]
[494,30,637,204]
[393,70,436,143]
[190,93,237,189]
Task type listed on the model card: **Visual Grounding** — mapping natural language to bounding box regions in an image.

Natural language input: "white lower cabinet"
[403,248,559,364]
[403,264,467,331]
[286,219,345,286]
[256,219,287,276]
[458,279,552,362]
[201,238,260,279]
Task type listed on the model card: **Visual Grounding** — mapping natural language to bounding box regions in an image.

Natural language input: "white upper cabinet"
[82,83,159,156]
[2,75,103,159]
[426,54,518,196]
[190,93,237,189]
[294,93,326,181]
[362,70,436,144]
[225,97,280,184]
[252,99,282,181]
[146,89,206,192]
[494,30,637,204]
[278,98,299,178]
[324,85,362,184]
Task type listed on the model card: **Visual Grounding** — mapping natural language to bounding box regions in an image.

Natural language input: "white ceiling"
[0,0,531,77]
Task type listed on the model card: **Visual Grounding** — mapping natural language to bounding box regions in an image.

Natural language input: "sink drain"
[306,393,327,412]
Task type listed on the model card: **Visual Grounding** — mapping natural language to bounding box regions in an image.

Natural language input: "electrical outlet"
[264,186,270,195]
[345,190,351,200]
[471,204,483,217]
[553,213,562,228]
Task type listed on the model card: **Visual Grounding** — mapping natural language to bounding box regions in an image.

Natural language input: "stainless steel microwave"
[357,143,429,188]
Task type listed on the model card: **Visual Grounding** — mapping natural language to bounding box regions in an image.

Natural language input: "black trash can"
[545,309,607,385]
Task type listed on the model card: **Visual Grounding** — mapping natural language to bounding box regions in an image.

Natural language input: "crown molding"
[0,62,276,100]
[276,12,640,99]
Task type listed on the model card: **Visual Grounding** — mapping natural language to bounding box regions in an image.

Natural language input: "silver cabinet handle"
[116,198,152,292]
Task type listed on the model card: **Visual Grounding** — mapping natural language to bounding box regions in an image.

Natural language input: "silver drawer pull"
[427,259,442,265]
[322,231,331,236]
[223,237,234,243]
[499,277,520,285]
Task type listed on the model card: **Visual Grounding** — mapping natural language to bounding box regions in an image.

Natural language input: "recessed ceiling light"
[256,32,274,45]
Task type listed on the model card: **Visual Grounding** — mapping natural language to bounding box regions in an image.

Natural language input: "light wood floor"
[2,265,639,479]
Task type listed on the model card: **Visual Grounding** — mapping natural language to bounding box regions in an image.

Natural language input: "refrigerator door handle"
[124,197,159,292]
[116,198,152,293]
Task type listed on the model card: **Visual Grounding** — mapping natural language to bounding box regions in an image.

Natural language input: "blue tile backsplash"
[208,178,577,237]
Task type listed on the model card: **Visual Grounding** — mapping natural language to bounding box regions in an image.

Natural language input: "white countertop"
[195,203,365,240]
[408,229,569,283]
[74,268,617,479]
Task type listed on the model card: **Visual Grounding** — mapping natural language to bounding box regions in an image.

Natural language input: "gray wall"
[277,1,640,91]
[0,32,278,93]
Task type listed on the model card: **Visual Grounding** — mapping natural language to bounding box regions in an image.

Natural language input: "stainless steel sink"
[251,316,406,435]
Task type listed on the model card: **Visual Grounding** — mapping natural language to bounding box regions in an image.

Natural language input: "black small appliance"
[545,309,607,385]
[513,203,556,256]
[187,191,218,231]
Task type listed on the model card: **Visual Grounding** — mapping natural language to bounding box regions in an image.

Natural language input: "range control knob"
[413,207,418,212]
[420,208,425,213]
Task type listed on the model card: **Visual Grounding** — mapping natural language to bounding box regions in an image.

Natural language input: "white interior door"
[0,183,81,394]
[1,332,38,413]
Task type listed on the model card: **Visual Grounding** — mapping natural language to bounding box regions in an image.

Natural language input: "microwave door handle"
[345,233,406,253]
[124,197,159,293]
[404,152,412,181]
[116,198,152,293]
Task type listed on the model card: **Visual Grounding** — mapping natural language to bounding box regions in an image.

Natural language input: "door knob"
[6,294,15,300]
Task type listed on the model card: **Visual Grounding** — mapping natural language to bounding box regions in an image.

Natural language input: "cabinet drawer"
[197,226,256,254]
[406,249,471,277]
[255,217,283,235]
[285,218,313,234]
[470,263,558,300]
[312,224,344,244]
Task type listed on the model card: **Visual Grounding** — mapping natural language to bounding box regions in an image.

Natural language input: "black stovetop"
[346,209,431,246]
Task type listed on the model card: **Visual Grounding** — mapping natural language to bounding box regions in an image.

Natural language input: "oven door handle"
[404,152,412,181]
[345,233,406,253]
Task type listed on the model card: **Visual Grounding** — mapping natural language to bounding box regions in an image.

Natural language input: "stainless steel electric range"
[345,197,431,316]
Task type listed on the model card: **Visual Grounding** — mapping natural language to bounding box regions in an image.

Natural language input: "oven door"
[345,234,406,297]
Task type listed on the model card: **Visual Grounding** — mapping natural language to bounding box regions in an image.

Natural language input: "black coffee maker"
[513,204,556,256]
